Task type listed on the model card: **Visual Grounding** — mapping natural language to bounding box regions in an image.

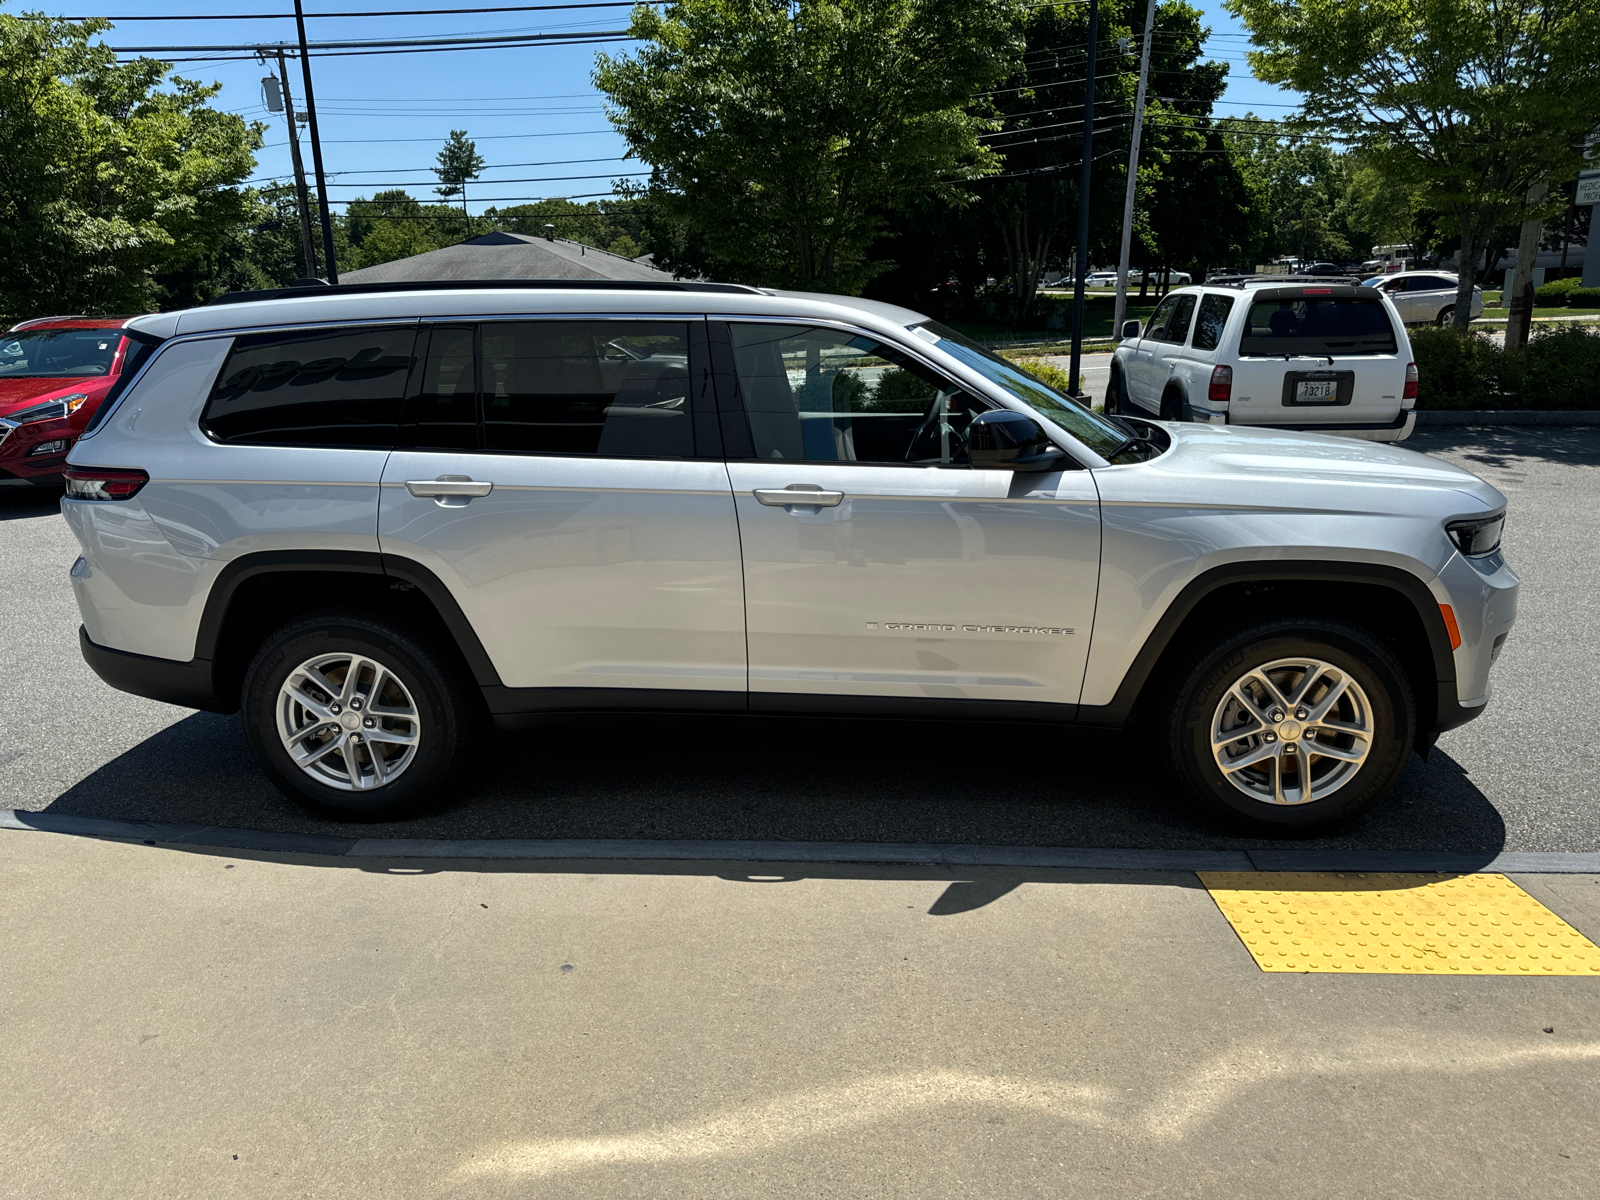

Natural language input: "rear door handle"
[405,476,493,501]
[754,486,844,508]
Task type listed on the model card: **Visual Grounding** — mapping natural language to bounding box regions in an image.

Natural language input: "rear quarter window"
[1192,295,1235,351]
[1239,297,1397,357]
[202,326,417,447]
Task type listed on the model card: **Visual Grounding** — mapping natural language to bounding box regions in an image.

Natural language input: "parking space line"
[1200,872,1600,975]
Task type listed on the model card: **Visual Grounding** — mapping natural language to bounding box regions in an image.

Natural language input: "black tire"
[1160,389,1184,421]
[1435,306,1454,327]
[1158,618,1416,835]
[240,609,477,819]
[1104,367,1124,415]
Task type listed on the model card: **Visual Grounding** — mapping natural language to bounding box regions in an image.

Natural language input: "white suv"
[62,280,1517,834]
[1107,280,1419,442]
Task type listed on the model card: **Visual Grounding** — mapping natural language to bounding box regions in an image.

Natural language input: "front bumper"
[0,415,77,482]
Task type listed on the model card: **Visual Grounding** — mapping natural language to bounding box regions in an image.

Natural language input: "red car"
[0,316,138,487]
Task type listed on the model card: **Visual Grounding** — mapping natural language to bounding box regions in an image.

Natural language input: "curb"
[1415,409,1600,426]
[5,810,1599,874]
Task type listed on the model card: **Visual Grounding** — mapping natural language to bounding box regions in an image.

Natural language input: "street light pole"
[293,0,339,283]
[1066,0,1101,399]
[1112,0,1157,346]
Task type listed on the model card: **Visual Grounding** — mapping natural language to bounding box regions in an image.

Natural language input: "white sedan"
[1362,271,1483,325]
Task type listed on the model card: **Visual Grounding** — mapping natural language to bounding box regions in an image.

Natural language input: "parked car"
[65,279,1515,834]
[1299,262,1346,276]
[1106,278,1419,442]
[1361,271,1483,325]
[0,317,149,487]
[1083,271,1194,289]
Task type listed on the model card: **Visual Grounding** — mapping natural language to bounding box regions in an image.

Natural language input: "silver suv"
[62,281,1518,833]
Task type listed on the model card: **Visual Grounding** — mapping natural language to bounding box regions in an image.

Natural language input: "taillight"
[1208,365,1233,402]
[1403,361,1418,401]
[63,466,148,501]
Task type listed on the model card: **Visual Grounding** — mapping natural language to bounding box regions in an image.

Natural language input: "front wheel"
[1159,619,1416,834]
[240,610,477,819]
[1104,367,1125,415]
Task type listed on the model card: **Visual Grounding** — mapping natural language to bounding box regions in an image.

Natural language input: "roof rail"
[1210,273,1362,288]
[204,278,767,307]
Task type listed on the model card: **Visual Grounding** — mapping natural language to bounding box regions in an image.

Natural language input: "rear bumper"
[1215,408,1416,443]
[78,626,227,712]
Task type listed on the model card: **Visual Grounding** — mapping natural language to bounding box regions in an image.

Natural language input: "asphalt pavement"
[0,425,1596,853]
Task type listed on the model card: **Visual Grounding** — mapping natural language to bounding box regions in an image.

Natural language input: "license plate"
[1295,380,1338,403]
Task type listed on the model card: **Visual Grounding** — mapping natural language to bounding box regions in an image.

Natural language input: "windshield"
[911,320,1131,459]
[0,329,122,378]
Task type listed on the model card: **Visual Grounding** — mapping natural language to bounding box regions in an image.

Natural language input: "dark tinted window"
[1239,298,1397,357]
[1166,295,1198,344]
[1406,275,1454,292]
[1193,294,1235,351]
[480,321,693,456]
[411,325,478,450]
[204,326,415,447]
[730,323,981,465]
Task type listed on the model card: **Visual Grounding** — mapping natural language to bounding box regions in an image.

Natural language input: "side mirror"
[1120,320,1142,339]
[968,410,1068,472]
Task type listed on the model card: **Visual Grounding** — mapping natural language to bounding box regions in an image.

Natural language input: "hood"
[0,375,112,417]
[1140,421,1505,512]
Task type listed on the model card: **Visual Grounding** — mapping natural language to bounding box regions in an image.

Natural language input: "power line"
[108,28,630,52]
[47,3,649,18]
[243,155,629,184]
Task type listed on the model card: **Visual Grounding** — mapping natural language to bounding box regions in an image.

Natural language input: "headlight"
[10,392,90,423]
[1447,513,1504,557]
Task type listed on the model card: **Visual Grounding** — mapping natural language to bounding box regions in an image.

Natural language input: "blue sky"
[30,0,1296,215]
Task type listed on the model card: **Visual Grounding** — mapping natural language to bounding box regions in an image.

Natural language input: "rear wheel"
[1435,305,1455,326]
[1160,389,1184,421]
[240,610,477,819]
[1159,618,1415,834]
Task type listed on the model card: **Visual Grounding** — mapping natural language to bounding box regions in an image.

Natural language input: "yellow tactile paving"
[1199,872,1600,975]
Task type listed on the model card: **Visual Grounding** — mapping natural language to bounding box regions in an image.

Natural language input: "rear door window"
[1239,297,1397,357]
[1192,295,1236,351]
[203,326,417,447]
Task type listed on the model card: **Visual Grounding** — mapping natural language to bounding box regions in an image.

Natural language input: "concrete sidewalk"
[3,832,1597,1198]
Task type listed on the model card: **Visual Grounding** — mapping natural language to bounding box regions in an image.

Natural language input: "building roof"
[338,230,677,285]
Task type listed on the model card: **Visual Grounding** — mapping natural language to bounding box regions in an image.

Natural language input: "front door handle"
[405,477,493,498]
[754,486,845,508]
[405,476,493,505]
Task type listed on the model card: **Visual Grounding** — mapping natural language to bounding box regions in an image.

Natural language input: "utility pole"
[261,49,318,281]
[1066,0,1101,399]
[1505,182,1548,353]
[1112,0,1157,347]
[293,0,339,283]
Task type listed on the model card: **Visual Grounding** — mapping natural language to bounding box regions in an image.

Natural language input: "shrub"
[1570,286,1600,307]
[1409,324,1600,409]
[1012,357,1076,395]
[1535,276,1583,306]
[1408,327,1499,409]
[868,367,933,412]
[1511,326,1600,409]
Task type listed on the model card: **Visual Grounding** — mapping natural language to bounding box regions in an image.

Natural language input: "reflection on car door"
[714,321,1101,714]
[378,319,747,704]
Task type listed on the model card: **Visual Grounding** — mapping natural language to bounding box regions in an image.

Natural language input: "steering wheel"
[904,394,970,463]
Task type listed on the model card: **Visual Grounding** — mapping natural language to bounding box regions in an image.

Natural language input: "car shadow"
[1409,425,1600,471]
[0,485,62,522]
[36,710,1507,858]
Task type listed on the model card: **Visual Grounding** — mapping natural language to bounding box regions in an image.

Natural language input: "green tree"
[1225,0,1600,328]
[433,129,485,234]
[0,12,260,318]
[595,0,1022,292]
[344,189,457,270]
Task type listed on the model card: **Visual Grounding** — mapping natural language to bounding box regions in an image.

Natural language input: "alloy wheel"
[275,652,421,791]
[1209,656,1373,806]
